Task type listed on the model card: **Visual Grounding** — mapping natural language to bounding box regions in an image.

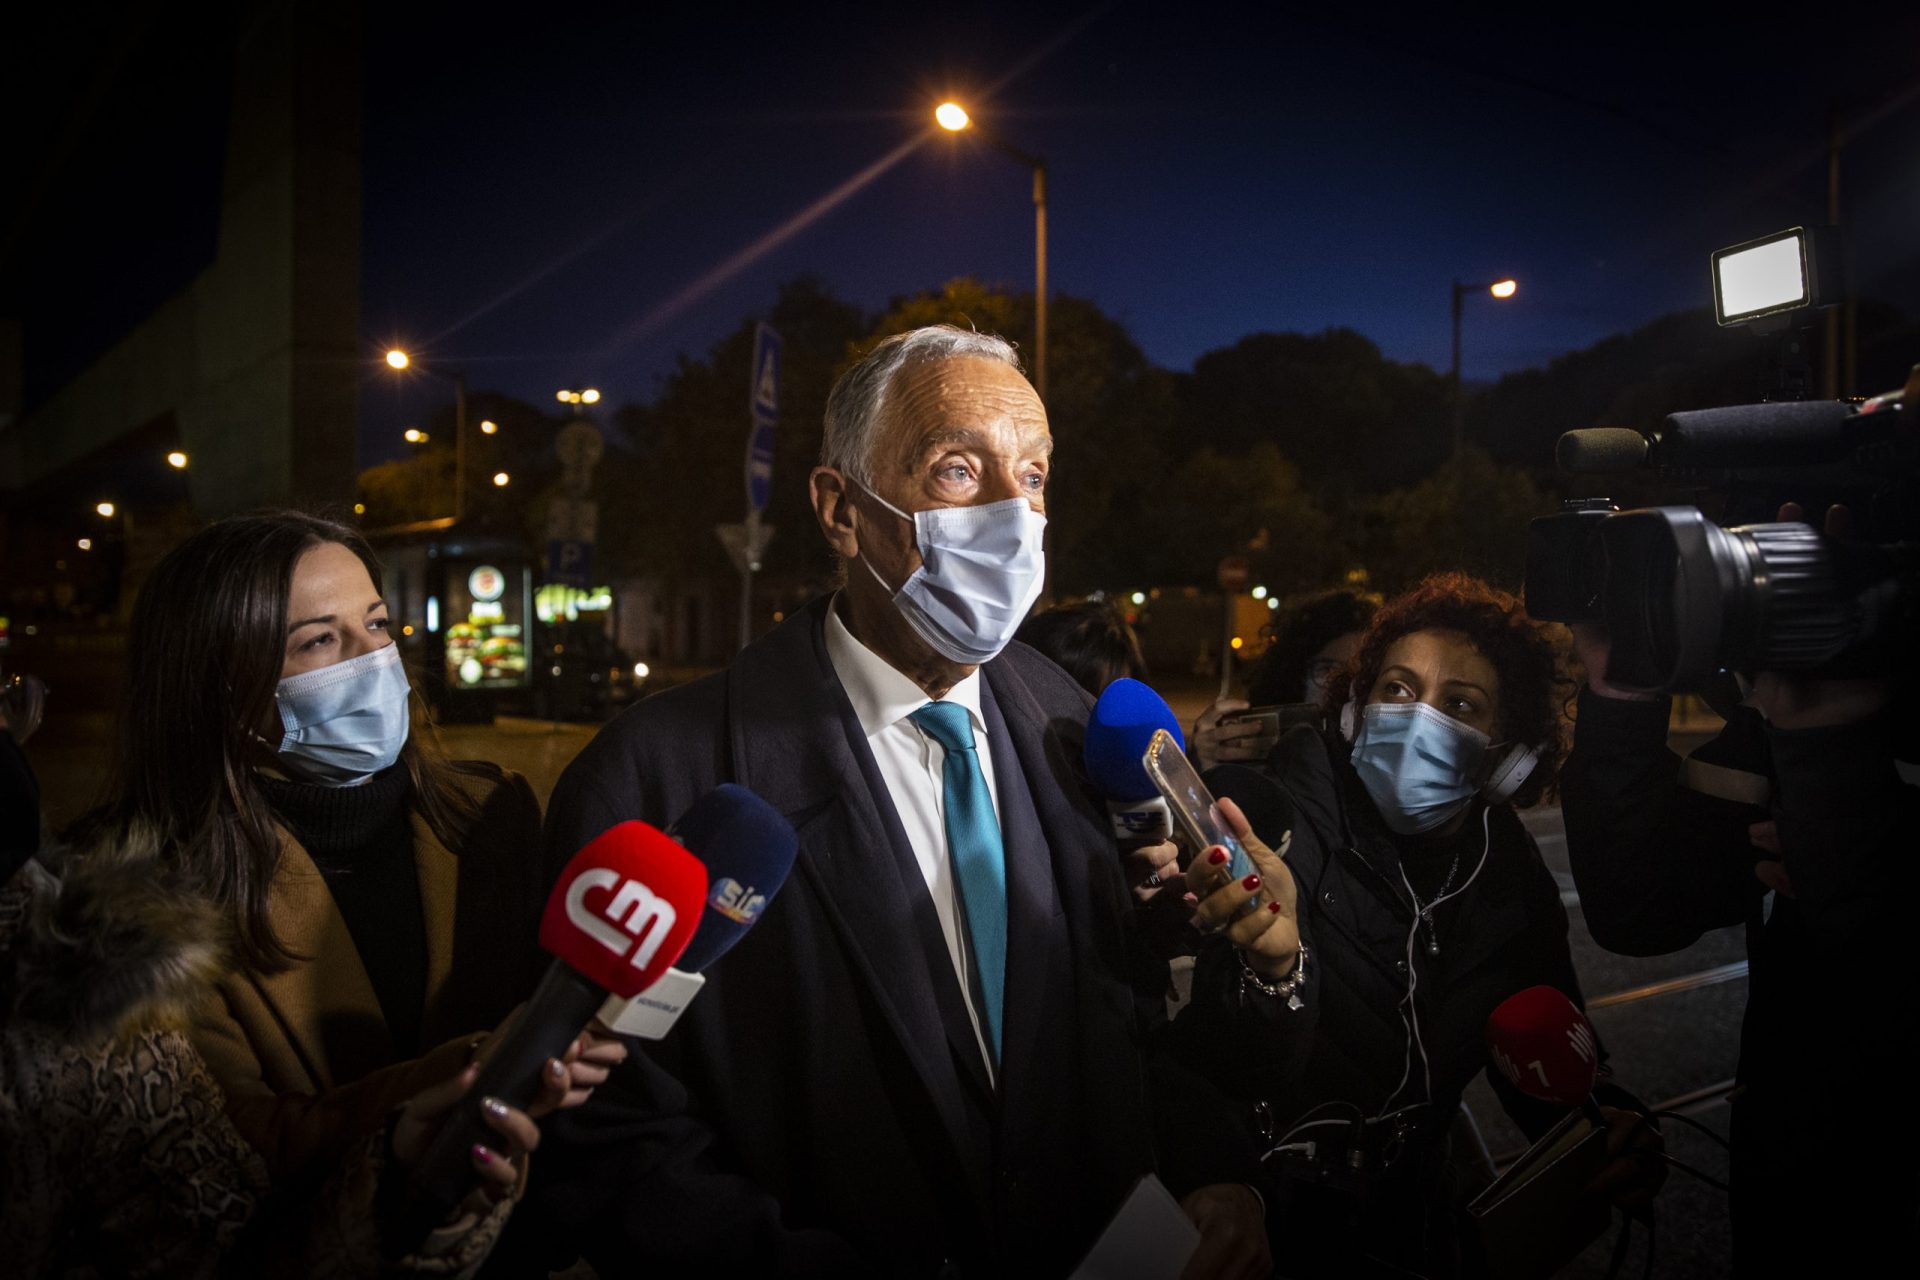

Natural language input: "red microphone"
[408,821,707,1217]
[1485,985,1601,1110]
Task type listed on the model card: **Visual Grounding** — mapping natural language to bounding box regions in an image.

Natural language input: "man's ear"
[810,466,859,560]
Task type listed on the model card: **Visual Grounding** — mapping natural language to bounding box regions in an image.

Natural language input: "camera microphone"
[1557,399,1863,476]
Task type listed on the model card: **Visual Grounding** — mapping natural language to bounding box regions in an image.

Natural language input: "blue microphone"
[1084,678,1185,840]
[597,783,800,1038]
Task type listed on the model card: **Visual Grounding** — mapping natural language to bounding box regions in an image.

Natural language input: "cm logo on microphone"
[567,868,678,969]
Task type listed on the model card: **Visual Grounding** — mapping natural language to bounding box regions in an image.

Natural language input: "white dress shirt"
[824,597,1001,1081]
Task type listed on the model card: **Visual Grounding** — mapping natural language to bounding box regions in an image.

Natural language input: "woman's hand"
[389,1061,563,1201]
[1189,699,1273,772]
[1183,797,1299,978]
[470,1009,630,1119]
[1583,1106,1667,1213]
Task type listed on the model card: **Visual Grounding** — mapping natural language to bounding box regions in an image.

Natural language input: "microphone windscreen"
[1085,678,1185,802]
[1203,764,1296,849]
[1661,399,1853,467]
[1556,428,1648,475]
[1485,985,1601,1108]
[669,783,799,973]
[540,822,707,999]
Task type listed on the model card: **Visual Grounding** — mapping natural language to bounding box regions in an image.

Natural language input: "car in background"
[529,619,650,721]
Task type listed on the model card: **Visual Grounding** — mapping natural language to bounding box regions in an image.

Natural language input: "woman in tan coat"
[68,512,623,1222]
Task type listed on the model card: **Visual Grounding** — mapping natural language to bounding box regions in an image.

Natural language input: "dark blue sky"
[359,3,1920,463]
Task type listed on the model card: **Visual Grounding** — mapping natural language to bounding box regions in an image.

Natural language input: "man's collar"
[824,593,984,738]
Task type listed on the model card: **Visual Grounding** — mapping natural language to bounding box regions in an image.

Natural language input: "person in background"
[1191,587,1380,771]
[1014,597,1148,696]
[1156,573,1662,1277]
[63,512,623,1236]
[1,664,551,1277]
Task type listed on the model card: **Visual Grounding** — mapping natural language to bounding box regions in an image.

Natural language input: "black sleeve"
[1482,819,1595,1144]
[1,730,40,881]
[486,1053,869,1278]
[1560,689,1767,956]
[1767,710,1918,961]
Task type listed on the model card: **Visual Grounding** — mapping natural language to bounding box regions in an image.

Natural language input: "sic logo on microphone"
[709,877,768,925]
[542,822,707,999]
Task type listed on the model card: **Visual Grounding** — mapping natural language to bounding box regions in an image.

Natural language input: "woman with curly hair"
[1165,573,1662,1276]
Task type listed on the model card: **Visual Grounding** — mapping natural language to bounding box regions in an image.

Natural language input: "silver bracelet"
[1238,942,1308,1010]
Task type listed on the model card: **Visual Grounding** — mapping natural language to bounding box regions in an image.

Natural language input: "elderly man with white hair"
[508,327,1268,1279]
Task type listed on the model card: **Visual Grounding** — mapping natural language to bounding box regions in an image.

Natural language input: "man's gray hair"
[821,325,1023,485]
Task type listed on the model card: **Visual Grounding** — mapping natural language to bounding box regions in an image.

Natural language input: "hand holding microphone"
[1083,678,1190,904]
[1486,987,1666,1212]
[405,819,707,1223]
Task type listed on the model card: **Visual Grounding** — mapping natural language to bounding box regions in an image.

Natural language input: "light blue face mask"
[1348,701,1491,835]
[274,643,412,786]
[857,483,1048,666]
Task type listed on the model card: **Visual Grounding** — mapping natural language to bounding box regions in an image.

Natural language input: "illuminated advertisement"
[444,562,530,689]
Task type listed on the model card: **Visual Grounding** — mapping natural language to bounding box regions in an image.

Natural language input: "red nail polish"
[1268,901,1283,914]
[1208,848,1229,866]
[471,1144,493,1166]
[1242,874,1261,892]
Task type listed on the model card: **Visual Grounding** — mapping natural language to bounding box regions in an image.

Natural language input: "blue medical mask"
[1348,701,1490,835]
[857,483,1048,666]
[273,643,412,786]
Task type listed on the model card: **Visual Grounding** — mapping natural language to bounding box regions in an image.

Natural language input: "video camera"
[1525,227,1918,694]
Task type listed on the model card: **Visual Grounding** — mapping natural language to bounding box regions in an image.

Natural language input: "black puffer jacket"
[1175,725,1591,1275]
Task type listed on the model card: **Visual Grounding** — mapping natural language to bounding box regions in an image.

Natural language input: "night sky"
[18,6,1920,468]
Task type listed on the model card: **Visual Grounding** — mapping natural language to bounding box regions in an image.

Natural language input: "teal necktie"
[908,700,1007,1067]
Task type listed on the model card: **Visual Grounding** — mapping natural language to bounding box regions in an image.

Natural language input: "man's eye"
[1023,471,1046,491]
[938,464,973,482]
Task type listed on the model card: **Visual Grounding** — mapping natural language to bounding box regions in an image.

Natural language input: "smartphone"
[1141,728,1256,884]
[1222,703,1324,738]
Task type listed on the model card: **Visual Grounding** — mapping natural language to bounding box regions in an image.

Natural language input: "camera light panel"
[1712,229,1811,326]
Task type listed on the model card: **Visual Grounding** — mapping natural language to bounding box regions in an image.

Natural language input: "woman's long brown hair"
[69,510,506,972]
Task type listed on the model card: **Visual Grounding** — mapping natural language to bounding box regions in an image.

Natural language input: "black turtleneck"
[258,764,426,1055]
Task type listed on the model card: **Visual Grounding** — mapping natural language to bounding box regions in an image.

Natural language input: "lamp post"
[1449,278,1516,459]
[936,102,1048,403]
[386,349,470,522]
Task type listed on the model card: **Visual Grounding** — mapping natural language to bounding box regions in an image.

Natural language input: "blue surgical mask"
[274,643,412,786]
[858,483,1048,666]
[1349,701,1490,835]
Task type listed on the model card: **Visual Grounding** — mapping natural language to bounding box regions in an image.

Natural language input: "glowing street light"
[1450,275,1520,457]
[934,100,1048,401]
[95,501,116,518]
[556,389,572,403]
[166,450,188,469]
[353,503,366,515]
[385,349,471,522]
[77,538,93,551]
[581,388,600,405]
[479,419,498,435]
[557,388,602,406]
[491,471,511,487]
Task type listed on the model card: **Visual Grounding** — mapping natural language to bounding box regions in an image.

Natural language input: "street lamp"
[1450,277,1518,458]
[95,502,115,518]
[479,419,498,435]
[492,471,511,487]
[556,388,601,406]
[935,100,1049,403]
[385,348,470,522]
[166,451,188,469]
[404,428,430,444]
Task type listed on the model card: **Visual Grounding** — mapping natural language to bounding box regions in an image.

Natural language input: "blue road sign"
[746,324,782,511]
[547,539,593,588]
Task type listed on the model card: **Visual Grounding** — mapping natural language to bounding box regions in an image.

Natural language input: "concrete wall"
[0,3,361,516]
